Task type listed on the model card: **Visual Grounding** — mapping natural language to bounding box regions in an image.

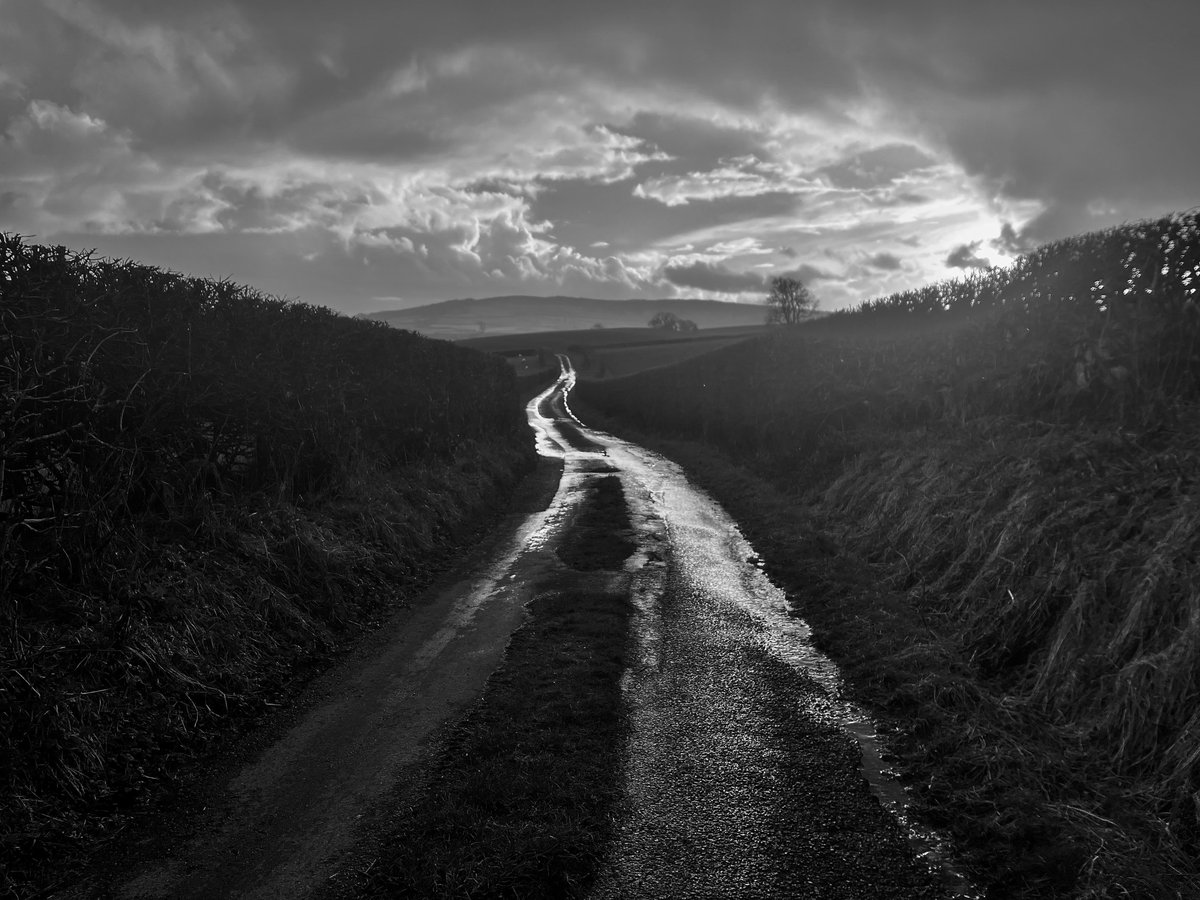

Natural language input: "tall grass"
[0,235,535,893]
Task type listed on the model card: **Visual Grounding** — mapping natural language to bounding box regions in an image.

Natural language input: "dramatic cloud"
[786,263,840,284]
[662,260,766,294]
[635,159,802,207]
[817,144,937,191]
[991,222,1037,257]
[1,1,1196,312]
[945,241,991,271]
[832,1,1200,247]
[864,252,903,271]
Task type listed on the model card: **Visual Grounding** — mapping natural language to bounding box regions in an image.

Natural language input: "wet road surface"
[538,360,953,899]
[59,357,962,898]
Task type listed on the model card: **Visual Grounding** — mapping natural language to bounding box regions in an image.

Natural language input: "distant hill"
[363,295,769,340]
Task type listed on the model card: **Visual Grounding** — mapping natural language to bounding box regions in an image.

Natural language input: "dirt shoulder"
[343,473,635,899]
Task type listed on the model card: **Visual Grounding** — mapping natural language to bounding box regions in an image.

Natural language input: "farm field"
[365,295,770,340]
[575,209,1200,898]
[459,324,771,381]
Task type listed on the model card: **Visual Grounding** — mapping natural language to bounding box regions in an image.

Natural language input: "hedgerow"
[0,234,532,892]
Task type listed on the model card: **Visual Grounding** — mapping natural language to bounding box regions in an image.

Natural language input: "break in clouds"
[1,0,1197,312]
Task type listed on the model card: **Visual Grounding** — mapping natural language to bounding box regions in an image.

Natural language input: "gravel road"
[58,358,964,899]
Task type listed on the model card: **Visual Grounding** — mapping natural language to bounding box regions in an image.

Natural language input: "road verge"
[354,475,635,899]
[5,442,537,899]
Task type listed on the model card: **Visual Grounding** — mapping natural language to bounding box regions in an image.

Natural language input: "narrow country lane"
[540,359,960,900]
[59,357,965,899]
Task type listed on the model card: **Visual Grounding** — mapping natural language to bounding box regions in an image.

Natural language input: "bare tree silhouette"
[765,276,817,325]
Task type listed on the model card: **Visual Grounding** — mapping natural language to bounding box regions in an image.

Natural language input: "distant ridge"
[364,295,768,340]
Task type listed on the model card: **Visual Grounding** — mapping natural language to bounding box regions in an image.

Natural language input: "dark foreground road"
[59,359,963,899]
[544,361,956,899]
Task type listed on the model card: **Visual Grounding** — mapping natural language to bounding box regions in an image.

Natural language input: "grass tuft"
[363,476,634,899]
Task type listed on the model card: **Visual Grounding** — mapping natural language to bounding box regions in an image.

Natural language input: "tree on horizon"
[765,276,817,325]
[649,311,698,332]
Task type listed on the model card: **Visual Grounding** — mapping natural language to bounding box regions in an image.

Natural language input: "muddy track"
[57,357,962,899]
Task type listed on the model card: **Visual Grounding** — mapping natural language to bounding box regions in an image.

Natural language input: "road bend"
[60,356,966,899]
[535,357,961,900]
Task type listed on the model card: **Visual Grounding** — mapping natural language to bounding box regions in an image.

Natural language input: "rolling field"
[458,324,770,381]
[366,295,770,340]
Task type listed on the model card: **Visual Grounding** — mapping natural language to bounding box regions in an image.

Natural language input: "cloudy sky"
[2,1,1197,313]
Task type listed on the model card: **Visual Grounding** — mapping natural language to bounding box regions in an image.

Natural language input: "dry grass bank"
[356,475,634,899]
[1,236,537,897]
[575,404,1199,898]
[4,444,537,898]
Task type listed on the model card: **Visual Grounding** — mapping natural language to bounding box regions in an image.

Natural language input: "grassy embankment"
[576,210,1200,898]
[353,474,635,899]
[0,235,539,897]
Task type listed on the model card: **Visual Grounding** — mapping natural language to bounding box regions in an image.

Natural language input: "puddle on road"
[533,359,980,899]
[610,445,977,897]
